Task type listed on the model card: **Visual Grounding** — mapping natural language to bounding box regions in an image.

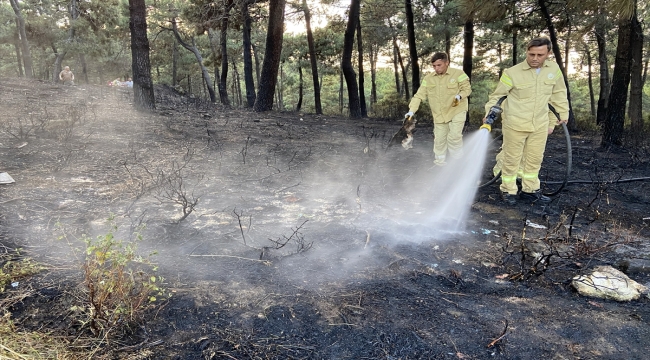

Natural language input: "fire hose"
[477,96,572,196]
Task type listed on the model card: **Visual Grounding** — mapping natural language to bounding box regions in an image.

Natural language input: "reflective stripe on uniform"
[555,69,562,79]
[457,74,469,82]
[502,175,517,183]
[522,172,538,179]
[421,80,427,86]
[500,73,513,87]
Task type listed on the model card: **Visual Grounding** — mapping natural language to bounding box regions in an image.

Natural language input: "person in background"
[405,52,472,166]
[125,78,133,88]
[483,37,569,205]
[59,66,75,85]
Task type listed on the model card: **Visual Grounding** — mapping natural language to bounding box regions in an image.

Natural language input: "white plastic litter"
[0,172,15,184]
[525,220,546,229]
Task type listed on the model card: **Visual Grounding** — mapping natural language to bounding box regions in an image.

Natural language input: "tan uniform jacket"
[408,68,471,124]
[59,70,74,82]
[484,60,569,132]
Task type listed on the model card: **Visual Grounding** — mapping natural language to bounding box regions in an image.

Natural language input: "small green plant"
[77,217,166,337]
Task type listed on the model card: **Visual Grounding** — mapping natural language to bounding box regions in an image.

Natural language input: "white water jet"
[424,129,492,233]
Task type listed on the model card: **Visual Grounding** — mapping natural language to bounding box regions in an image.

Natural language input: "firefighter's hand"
[558,119,568,125]
[548,127,555,135]
[451,95,461,107]
[404,111,414,119]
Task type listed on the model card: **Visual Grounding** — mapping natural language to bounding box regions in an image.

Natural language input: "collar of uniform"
[522,61,550,70]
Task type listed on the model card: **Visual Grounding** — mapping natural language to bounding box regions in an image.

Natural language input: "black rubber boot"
[519,190,551,204]
[501,192,517,205]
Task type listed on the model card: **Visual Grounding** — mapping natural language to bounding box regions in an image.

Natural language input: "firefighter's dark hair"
[527,37,552,51]
[431,52,449,63]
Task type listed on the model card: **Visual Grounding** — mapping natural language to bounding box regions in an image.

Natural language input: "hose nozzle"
[484,104,503,125]
[479,123,492,132]
[481,102,504,133]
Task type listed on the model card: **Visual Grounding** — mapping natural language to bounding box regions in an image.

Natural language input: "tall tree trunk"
[276,63,284,110]
[387,20,401,96]
[172,37,178,87]
[399,50,409,99]
[129,0,155,109]
[172,20,216,103]
[389,23,409,99]
[13,30,23,76]
[404,0,420,93]
[339,70,344,114]
[603,19,632,147]
[254,0,286,112]
[564,22,571,72]
[302,0,322,114]
[512,27,518,65]
[242,0,256,107]
[232,58,242,106]
[356,17,367,117]
[595,12,610,126]
[628,12,643,135]
[497,43,503,78]
[9,0,33,78]
[538,0,576,131]
[220,0,233,106]
[52,46,67,84]
[79,54,88,84]
[392,42,401,95]
[462,19,473,127]
[341,0,361,118]
[296,63,303,111]
[370,44,378,104]
[207,28,222,95]
[252,43,261,85]
[584,44,596,117]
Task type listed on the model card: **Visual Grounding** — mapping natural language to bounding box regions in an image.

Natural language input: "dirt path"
[1,78,649,359]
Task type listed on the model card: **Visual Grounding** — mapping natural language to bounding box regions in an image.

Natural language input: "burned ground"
[1,78,649,359]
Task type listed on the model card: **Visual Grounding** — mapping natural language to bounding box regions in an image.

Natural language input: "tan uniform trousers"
[493,151,524,178]
[494,111,556,177]
[433,111,466,165]
[500,125,548,195]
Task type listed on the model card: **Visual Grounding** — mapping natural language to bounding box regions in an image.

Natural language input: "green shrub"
[74,216,166,337]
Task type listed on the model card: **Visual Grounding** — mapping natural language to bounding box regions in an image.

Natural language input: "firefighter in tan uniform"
[484,37,569,205]
[59,66,75,85]
[405,52,472,166]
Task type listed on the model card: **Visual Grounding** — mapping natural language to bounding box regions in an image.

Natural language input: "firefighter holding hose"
[405,52,472,166]
[484,37,569,205]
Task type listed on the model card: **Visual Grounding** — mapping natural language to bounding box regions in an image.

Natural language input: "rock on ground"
[572,265,648,301]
